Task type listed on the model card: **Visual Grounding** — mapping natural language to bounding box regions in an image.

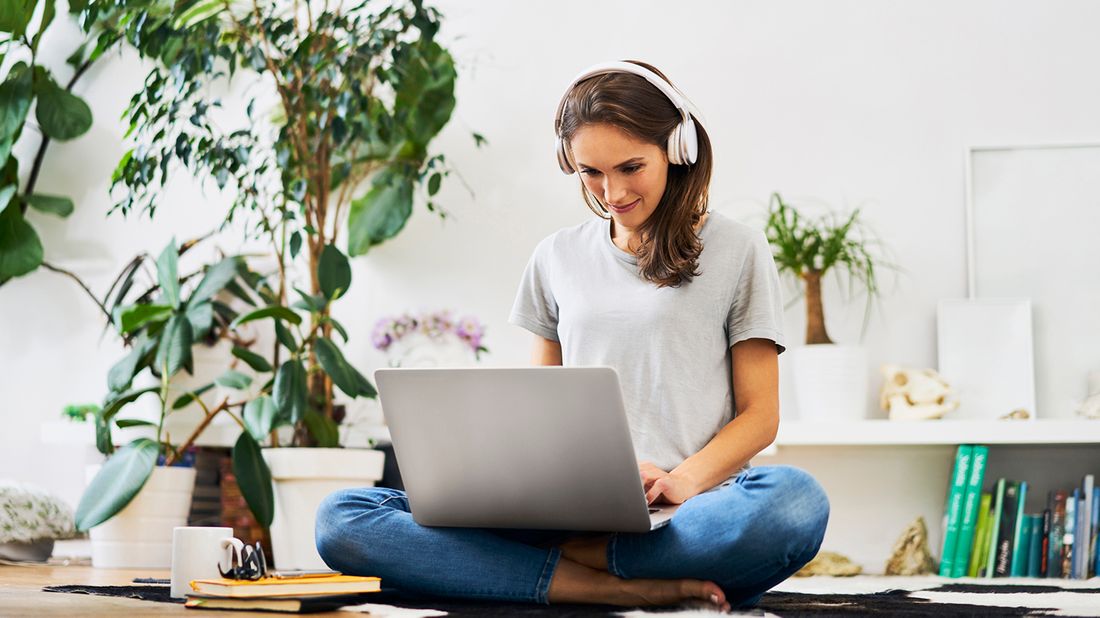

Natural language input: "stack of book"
[939,444,1099,579]
[185,573,382,613]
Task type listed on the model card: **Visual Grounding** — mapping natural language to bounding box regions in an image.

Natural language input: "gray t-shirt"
[508,211,786,472]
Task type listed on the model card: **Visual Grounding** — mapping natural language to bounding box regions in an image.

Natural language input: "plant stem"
[165,396,230,466]
[802,270,833,344]
[40,261,111,321]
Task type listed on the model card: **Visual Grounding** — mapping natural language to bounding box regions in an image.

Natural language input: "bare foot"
[548,556,730,612]
[559,534,611,571]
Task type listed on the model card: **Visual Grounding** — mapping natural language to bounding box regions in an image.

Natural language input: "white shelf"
[775,419,1100,446]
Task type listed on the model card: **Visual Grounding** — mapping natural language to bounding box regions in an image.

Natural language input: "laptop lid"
[374,366,662,533]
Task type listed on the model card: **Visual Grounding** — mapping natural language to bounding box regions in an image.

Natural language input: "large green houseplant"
[763,191,898,421]
[0,0,119,285]
[73,0,474,567]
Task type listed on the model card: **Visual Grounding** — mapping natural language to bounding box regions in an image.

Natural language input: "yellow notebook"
[189,575,381,598]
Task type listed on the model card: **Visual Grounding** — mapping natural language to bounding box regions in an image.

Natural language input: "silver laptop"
[374,366,681,532]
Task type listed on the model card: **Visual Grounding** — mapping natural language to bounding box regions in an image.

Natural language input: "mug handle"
[218,537,246,575]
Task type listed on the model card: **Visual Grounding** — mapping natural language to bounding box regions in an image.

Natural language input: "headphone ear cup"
[667,123,682,165]
[556,136,575,175]
[680,117,699,165]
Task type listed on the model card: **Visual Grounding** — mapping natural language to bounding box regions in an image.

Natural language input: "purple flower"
[371,310,489,357]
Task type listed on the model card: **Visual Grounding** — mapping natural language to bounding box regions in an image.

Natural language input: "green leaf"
[242,396,276,442]
[185,300,213,340]
[0,205,43,280]
[171,383,214,410]
[274,320,298,353]
[0,64,32,140]
[0,0,36,38]
[101,386,158,421]
[189,257,239,306]
[93,410,113,456]
[214,369,252,390]
[33,68,93,141]
[156,240,180,309]
[288,231,302,259]
[394,39,457,146]
[347,170,414,256]
[302,411,339,448]
[107,335,155,393]
[314,337,374,399]
[273,360,307,423]
[318,244,351,300]
[326,317,349,343]
[231,346,272,373]
[30,0,55,51]
[155,313,193,376]
[74,438,158,531]
[24,193,74,217]
[232,432,273,527]
[173,0,225,28]
[114,418,157,428]
[229,305,302,329]
[292,287,327,313]
[427,172,441,196]
[119,304,173,333]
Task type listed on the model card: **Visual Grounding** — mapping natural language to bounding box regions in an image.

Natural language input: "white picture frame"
[937,299,1036,421]
[965,143,1100,418]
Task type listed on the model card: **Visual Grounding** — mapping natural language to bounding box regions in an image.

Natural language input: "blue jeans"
[315,465,829,607]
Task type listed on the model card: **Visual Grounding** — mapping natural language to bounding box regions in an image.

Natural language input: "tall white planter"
[86,465,196,568]
[789,344,869,421]
[262,448,385,570]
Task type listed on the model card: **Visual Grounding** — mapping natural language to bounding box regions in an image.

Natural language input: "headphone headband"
[554,61,700,174]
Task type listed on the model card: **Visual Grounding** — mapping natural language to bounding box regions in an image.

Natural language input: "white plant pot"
[262,448,385,570]
[789,344,869,421]
[86,465,196,568]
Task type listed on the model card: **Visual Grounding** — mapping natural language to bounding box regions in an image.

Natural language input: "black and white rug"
[43,575,1100,616]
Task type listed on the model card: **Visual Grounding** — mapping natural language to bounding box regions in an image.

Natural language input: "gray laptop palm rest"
[374,366,679,533]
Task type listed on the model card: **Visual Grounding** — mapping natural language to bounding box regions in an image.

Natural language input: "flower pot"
[262,448,385,570]
[86,465,196,568]
[789,344,869,421]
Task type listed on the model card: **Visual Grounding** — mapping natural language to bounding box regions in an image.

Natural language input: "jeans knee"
[315,487,404,569]
[760,466,830,559]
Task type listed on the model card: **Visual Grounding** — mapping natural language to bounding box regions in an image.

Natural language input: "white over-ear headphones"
[554,61,700,175]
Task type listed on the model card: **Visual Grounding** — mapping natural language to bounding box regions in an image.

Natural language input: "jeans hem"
[607,533,626,579]
[535,546,562,604]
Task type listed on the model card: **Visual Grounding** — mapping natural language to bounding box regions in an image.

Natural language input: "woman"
[317,60,829,612]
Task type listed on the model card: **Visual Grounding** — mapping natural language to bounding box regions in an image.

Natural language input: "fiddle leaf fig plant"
[763,192,898,345]
[0,0,126,285]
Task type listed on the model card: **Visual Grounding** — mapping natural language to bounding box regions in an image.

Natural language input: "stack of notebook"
[185,573,382,613]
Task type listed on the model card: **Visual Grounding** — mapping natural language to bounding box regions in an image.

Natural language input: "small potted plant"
[763,192,898,421]
[72,238,266,568]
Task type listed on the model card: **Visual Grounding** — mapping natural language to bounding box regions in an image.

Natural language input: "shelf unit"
[774,419,1100,446]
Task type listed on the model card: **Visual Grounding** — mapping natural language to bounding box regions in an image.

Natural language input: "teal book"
[1026,514,1043,577]
[985,478,1006,578]
[1009,481,1029,576]
[951,445,989,577]
[940,445,975,577]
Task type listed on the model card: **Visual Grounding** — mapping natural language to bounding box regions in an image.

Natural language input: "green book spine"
[952,445,989,577]
[940,445,975,577]
[985,478,1007,578]
[1010,481,1030,576]
[968,493,993,577]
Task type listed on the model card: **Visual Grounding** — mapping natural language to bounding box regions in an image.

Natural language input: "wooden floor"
[0,565,352,617]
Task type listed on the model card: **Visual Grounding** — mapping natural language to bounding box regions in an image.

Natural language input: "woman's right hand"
[638,461,669,492]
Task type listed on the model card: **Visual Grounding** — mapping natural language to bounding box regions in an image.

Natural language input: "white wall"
[3,0,1099,572]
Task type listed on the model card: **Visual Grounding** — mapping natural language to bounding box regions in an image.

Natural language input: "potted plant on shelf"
[91,0,474,569]
[763,192,898,421]
[73,238,265,568]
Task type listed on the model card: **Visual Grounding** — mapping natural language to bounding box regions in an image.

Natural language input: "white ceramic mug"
[170,526,236,598]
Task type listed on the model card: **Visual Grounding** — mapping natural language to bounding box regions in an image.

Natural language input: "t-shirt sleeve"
[508,236,560,342]
[726,230,787,354]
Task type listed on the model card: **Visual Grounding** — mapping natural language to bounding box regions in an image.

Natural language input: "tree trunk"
[802,270,833,345]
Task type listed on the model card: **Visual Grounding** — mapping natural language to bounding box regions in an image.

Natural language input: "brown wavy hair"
[557,60,713,288]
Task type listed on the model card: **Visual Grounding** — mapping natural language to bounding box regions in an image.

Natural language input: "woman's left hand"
[645,471,697,505]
